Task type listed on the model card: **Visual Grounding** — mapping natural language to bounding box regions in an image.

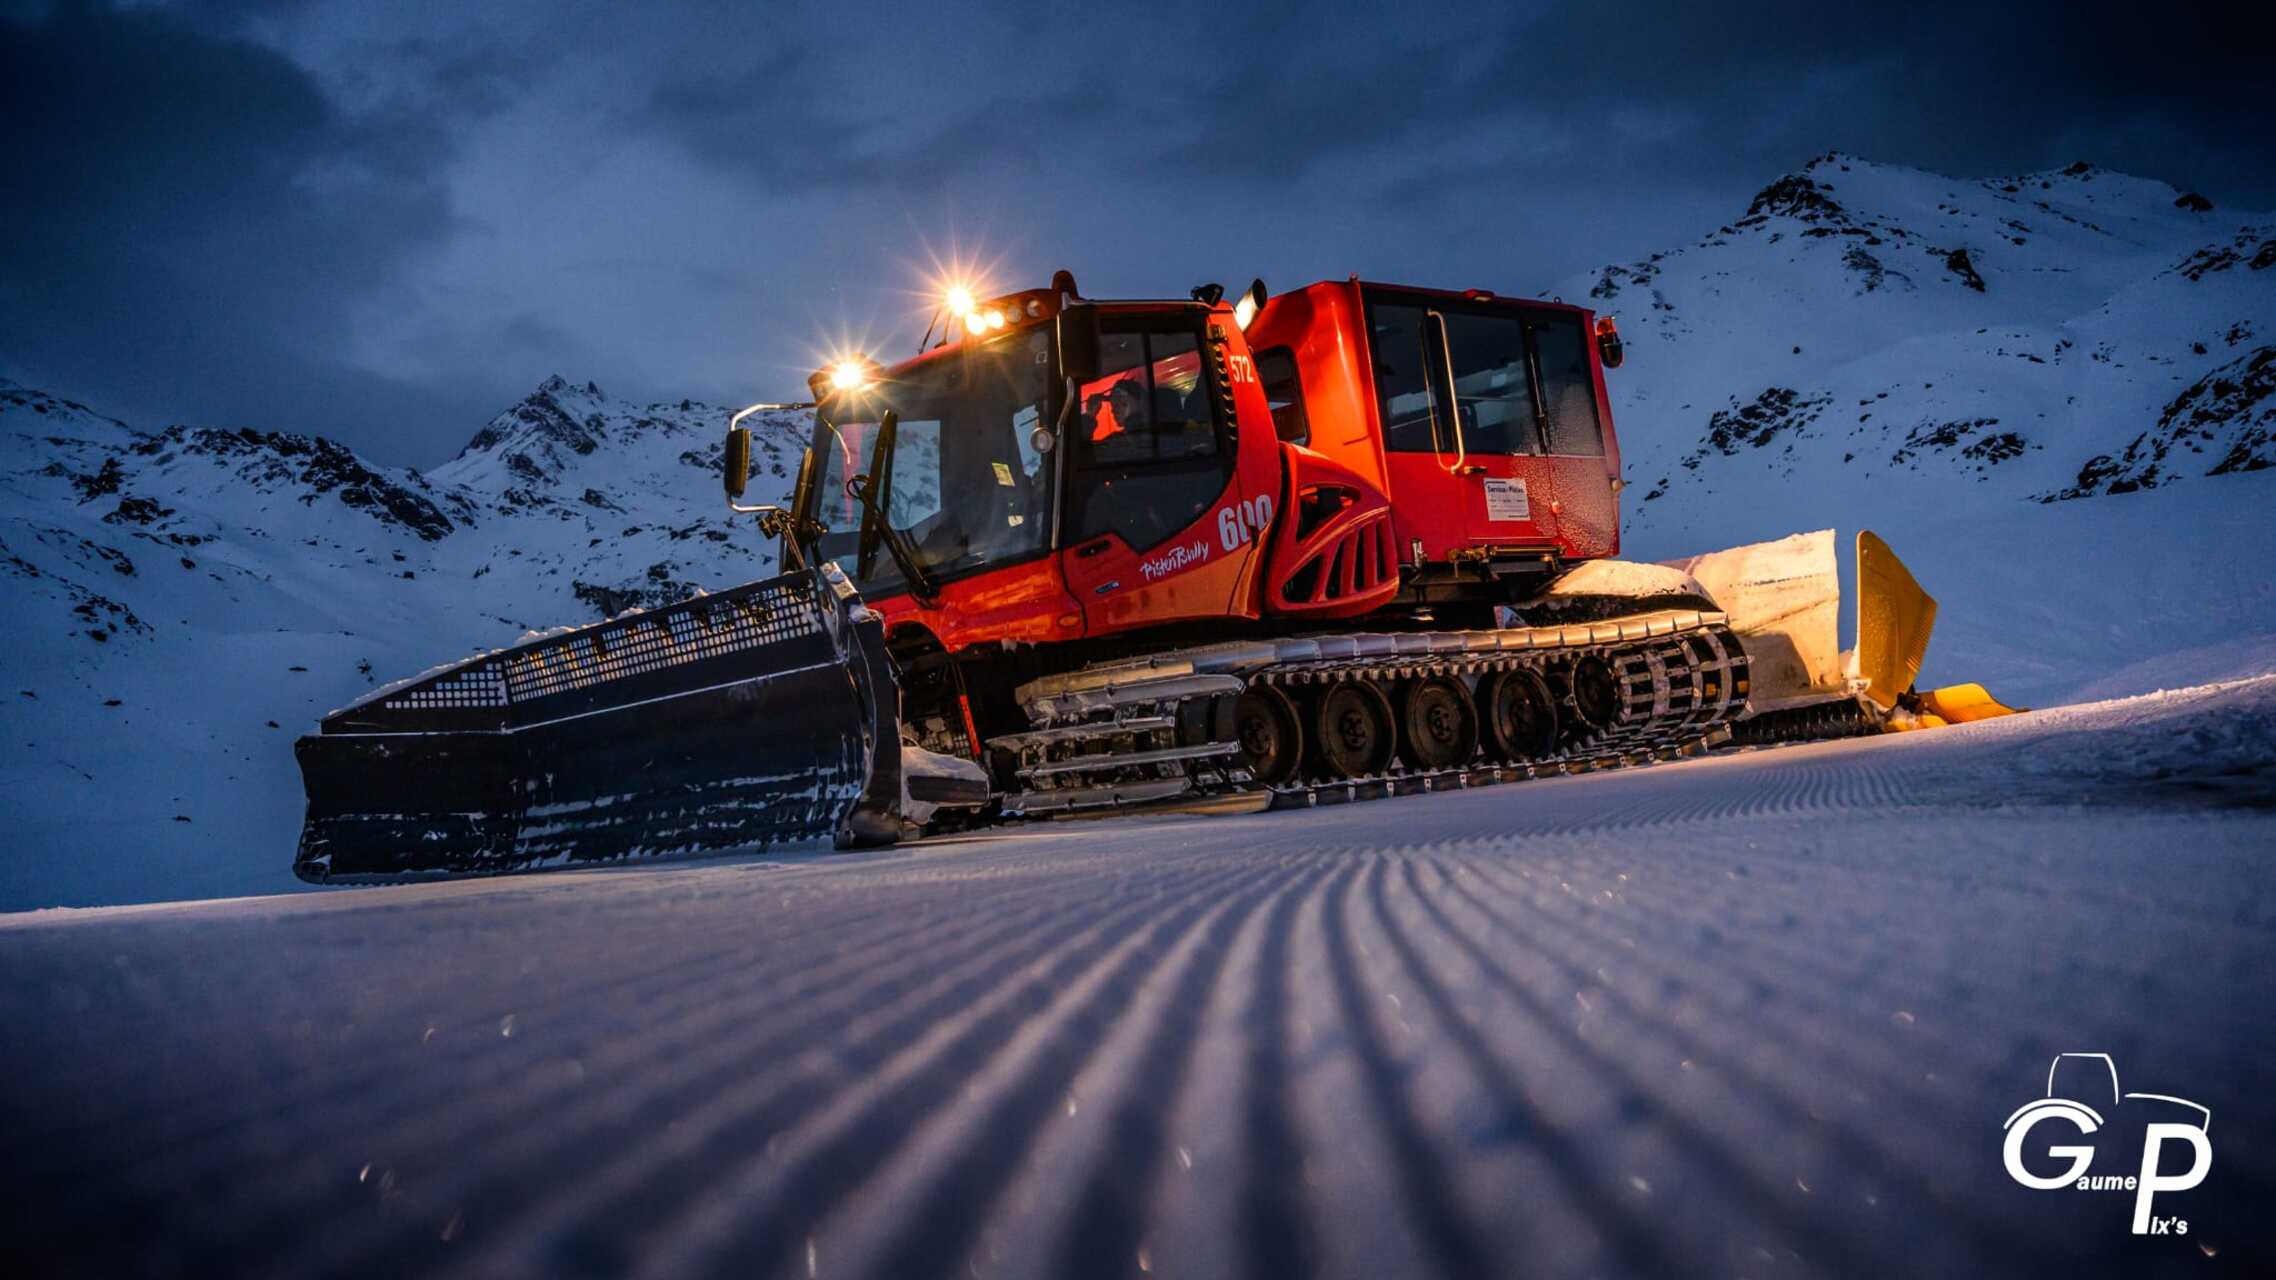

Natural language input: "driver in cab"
[1087,376,1151,443]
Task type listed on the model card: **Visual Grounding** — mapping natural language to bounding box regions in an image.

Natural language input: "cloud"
[0,1,484,459]
[5,0,2268,473]
[643,40,1122,199]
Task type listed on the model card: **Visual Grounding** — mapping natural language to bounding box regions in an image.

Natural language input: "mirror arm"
[724,400,817,511]
[730,401,816,428]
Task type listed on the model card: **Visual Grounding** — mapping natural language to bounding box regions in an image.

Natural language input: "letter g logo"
[2002,1099,2102,1189]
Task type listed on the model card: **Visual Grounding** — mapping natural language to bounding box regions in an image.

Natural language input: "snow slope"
[4,153,2272,910]
[4,679,2270,1278]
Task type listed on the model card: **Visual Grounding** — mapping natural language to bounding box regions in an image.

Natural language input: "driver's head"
[1109,378,1146,427]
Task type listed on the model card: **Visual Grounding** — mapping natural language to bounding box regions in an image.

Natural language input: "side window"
[1443,311,1541,456]
[1367,302,1436,452]
[1528,312,1606,457]
[1069,326,1230,551]
[1253,346,1309,444]
[1367,292,1603,457]
[1373,302,1541,456]
[1077,330,1214,464]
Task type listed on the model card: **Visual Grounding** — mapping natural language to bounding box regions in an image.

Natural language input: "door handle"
[1076,538,1113,559]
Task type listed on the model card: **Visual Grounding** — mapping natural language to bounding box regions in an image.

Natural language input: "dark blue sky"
[4,0,2264,465]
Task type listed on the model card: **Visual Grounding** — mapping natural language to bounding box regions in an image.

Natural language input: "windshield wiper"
[847,410,939,603]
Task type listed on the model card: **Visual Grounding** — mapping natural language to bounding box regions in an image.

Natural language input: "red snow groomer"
[295,271,2009,883]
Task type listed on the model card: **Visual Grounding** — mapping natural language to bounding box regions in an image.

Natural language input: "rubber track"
[1002,620,1747,816]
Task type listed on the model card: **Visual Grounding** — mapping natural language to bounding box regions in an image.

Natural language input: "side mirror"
[723,426,752,499]
[1057,306,1101,383]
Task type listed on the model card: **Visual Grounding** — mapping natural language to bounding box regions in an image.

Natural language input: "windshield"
[808,327,1055,592]
[1366,294,1605,457]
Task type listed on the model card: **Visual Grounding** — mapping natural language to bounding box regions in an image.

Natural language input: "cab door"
[1367,295,1619,561]
[1058,317,1263,636]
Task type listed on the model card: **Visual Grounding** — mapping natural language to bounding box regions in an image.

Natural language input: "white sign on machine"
[1482,476,1531,522]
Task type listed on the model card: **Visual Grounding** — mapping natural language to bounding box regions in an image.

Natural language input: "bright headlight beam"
[945,286,976,318]
[829,361,866,390]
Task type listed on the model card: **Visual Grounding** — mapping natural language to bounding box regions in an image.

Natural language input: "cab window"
[806,329,1054,592]
[1068,323,1230,551]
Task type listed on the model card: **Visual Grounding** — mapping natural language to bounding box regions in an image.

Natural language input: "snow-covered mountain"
[5,153,2272,910]
[1546,153,2276,731]
[1557,153,2272,550]
[0,377,807,909]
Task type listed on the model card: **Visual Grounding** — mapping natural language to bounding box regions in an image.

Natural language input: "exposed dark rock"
[457,380,605,466]
[69,457,124,503]
[1938,248,1986,291]
[2173,226,2274,281]
[1962,432,2029,465]
[1683,388,1833,469]
[71,593,148,640]
[104,496,173,526]
[1745,175,1847,225]
[2041,347,2276,497]
[1841,246,1911,293]
[2175,192,2213,212]
[1890,418,2018,467]
[142,425,455,540]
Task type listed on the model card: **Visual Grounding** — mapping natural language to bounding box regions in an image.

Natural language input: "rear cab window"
[1363,291,1605,458]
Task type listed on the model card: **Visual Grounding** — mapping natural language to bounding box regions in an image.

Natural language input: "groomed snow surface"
[5,677,2270,1278]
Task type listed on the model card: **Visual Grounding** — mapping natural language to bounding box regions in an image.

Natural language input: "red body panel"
[875,556,1082,652]
[1263,442,1399,618]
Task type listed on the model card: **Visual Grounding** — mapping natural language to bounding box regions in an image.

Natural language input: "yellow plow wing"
[1854,530,1937,712]
[1666,529,2021,732]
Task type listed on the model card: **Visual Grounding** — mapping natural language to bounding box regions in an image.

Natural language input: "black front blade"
[294,563,901,884]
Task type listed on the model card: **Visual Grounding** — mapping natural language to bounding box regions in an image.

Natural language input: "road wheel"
[1398,676,1477,770]
[1482,669,1559,760]
[1234,685,1303,786]
[1313,679,1396,779]
[1568,655,1620,733]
